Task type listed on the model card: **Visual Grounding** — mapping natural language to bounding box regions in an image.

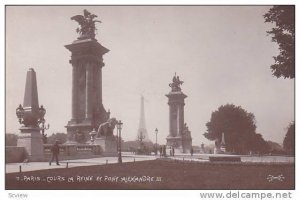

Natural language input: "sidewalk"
[5,154,156,174]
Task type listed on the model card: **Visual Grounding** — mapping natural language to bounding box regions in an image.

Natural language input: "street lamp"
[155,128,158,155]
[116,120,123,164]
[16,104,25,124]
[40,120,50,144]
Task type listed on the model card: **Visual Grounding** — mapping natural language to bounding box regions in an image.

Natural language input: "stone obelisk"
[166,73,192,153]
[136,96,150,142]
[65,10,110,143]
[220,132,226,152]
[17,68,44,161]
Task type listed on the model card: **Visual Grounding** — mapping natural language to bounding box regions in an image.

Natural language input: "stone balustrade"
[43,143,103,160]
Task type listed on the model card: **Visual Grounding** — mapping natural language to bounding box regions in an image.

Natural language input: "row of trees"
[204,104,294,155]
[6,132,67,146]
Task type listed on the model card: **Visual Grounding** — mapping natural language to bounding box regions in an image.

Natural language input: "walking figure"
[159,147,162,157]
[49,140,60,165]
[190,147,194,156]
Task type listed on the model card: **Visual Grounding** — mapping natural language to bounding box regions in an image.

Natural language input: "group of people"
[158,146,176,157]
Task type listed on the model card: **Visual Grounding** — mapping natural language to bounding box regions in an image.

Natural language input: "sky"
[6,6,294,146]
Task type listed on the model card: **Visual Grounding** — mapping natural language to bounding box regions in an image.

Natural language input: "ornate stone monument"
[65,9,110,143]
[16,68,46,161]
[166,73,192,153]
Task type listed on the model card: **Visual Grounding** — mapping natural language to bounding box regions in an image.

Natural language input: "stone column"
[85,62,93,120]
[178,104,184,136]
[71,63,78,121]
[176,106,180,136]
[65,39,109,138]
[169,104,172,137]
[98,64,103,104]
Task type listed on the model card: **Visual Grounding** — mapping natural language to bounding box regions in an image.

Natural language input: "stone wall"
[6,146,27,163]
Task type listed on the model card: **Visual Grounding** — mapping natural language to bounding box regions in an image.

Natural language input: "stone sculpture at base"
[94,118,118,156]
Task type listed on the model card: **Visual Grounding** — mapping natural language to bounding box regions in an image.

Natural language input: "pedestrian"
[190,147,194,156]
[159,147,162,157]
[172,147,175,156]
[49,140,60,166]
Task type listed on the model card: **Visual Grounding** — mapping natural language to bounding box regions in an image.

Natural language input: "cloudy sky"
[6,6,294,146]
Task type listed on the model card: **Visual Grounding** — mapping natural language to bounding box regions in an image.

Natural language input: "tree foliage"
[251,133,269,154]
[47,132,67,144]
[283,122,295,155]
[267,140,285,155]
[264,6,295,79]
[204,104,268,154]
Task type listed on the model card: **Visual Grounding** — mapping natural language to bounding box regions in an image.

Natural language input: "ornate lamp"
[155,128,158,155]
[89,128,97,144]
[116,120,123,163]
[16,104,25,124]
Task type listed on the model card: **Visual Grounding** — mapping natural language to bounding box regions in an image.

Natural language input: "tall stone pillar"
[166,74,192,153]
[65,10,112,144]
[16,68,45,161]
[65,39,110,143]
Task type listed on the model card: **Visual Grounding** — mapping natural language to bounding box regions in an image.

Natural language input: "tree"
[264,6,295,79]
[47,133,67,144]
[267,141,285,155]
[283,122,295,155]
[251,133,269,155]
[204,104,265,154]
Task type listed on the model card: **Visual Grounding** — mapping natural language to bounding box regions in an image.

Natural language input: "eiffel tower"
[136,95,151,142]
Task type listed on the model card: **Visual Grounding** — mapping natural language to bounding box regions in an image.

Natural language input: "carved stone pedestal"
[94,136,117,156]
[17,127,44,161]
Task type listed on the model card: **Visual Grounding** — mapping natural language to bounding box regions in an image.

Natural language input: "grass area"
[6,159,294,189]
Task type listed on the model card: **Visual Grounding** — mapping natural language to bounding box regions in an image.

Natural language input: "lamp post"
[37,105,49,143]
[89,128,97,145]
[40,120,50,144]
[16,104,25,124]
[155,128,158,155]
[116,120,123,164]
